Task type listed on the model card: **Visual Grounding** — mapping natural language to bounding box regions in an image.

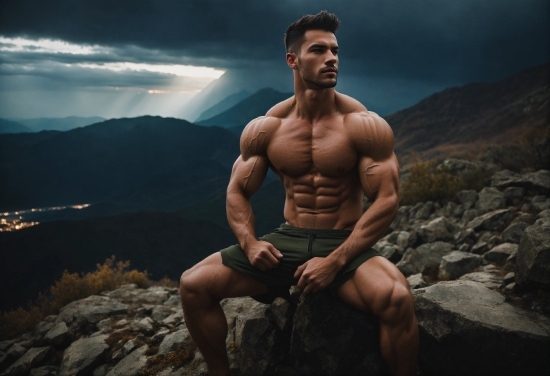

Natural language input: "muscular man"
[180,11,418,376]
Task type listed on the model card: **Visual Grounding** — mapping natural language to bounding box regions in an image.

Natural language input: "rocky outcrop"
[2,165,549,375]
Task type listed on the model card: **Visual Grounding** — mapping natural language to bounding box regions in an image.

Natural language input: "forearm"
[326,195,399,268]
[226,188,258,250]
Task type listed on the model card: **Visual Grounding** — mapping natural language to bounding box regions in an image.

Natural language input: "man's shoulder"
[265,96,294,118]
[239,115,281,157]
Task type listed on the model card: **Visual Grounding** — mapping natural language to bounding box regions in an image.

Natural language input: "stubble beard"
[298,59,337,89]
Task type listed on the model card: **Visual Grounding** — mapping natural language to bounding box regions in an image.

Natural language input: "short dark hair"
[284,11,340,53]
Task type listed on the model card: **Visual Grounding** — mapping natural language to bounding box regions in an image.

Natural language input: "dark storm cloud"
[0,0,548,85]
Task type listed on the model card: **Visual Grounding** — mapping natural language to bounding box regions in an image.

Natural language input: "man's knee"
[179,266,208,305]
[380,280,414,323]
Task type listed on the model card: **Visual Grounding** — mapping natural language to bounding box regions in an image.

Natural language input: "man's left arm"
[295,113,399,293]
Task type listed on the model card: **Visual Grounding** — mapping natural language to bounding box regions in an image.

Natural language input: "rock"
[413,280,550,375]
[105,345,147,376]
[439,251,482,280]
[289,292,387,376]
[377,244,401,263]
[455,190,478,210]
[270,298,293,332]
[112,336,144,361]
[418,217,456,243]
[503,272,515,285]
[29,366,58,376]
[476,187,505,213]
[158,328,190,355]
[384,231,416,251]
[235,304,286,375]
[161,312,183,328]
[454,228,477,246]
[396,242,453,276]
[151,306,175,323]
[56,295,128,330]
[512,212,536,225]
[504,186,525,203]
[457,243,470,252]
[492,169,550,195]
[58,335,109,376]
[415,201,434,220]
[0,342,13,353]
[531,196,550,212]
[43,321,72,348]
[516,224,550,288]
[470,242,489,255]
[467,209,513,232]
[501,221,528,244]
[483,243,519,265]
[2,347,53,376]
[32,321,54,339]
[460,208,480,225]
[130,317,155,334]
[407,273,428,289]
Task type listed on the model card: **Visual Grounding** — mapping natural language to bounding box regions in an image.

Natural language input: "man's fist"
[244,240,283,271]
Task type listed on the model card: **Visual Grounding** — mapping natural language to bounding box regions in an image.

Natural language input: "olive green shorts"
[220,223,381,303]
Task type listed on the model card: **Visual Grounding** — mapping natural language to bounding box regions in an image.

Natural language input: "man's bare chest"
[266,121,358,177]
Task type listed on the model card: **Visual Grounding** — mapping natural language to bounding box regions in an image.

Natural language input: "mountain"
[0,116,240,212]
[197,88,293,128]
[0,118,32,134]
[386,63,549,160]
[195,90,251,122]
[0,211,236,311]
[11,116,106,132]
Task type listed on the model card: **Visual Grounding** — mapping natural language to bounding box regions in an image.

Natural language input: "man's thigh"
[182,252,269,300]
[336,255,409,315]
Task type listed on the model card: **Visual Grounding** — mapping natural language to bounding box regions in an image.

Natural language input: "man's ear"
[286,52,298,69]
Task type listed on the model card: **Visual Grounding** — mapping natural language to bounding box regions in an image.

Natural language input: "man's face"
[294,30,339,89]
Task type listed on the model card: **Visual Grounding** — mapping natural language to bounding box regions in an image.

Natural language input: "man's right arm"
[226,117,283,271]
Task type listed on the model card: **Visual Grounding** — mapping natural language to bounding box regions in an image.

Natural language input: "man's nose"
[325,51,337,64]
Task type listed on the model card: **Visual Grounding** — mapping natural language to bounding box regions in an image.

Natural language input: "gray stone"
[460,208,480,225]
[512,212,536,225]
[161,311,183,327]
[517,224,550,287]
[396,242,453,276]
[415,201,434,220]
[439,251,483,280]
[378,244,401,263]
[504,251,518,271]
[418,217,456,243]
[2,347,53,376]
[503,272,515,285]
[457,243,470,253]
[501,222,529,244]
[32,321,54,338]
[504,186,525,203]
[130,317,154,334]
[492,169,550,195]
[270,298,293,332]
[112,337,144,361]
[163,294,181,306]
[151,306,175,323]
[58,335,109,376]
[29,366,58,376]
[92,364,110,376]
[289,292,387,375]
[454,228,477,246]
[0,342,13,353]
[407,273,428,289]
[538,209,550,218]
[43,321,72,348]
[235,304,287,375]
[105,345,147,376]
[535,217,550,226]
[56,295,128,330]
[484,243,519,265]
[467,208,513,231]
[455,190,478,210]
[470,242,489,255]
[458,272,503,289]
[158,328,190,355]
[476,187,505,213]
[413,280,550,375]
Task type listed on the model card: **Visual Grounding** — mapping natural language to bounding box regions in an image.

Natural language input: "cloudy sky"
[0,0,547,120]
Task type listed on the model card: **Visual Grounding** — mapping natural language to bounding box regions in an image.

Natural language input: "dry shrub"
[400,158,487,205]
[0,256,149,340]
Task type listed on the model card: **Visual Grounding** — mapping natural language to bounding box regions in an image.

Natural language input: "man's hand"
[244,240,283,271]
[294,257,340,294]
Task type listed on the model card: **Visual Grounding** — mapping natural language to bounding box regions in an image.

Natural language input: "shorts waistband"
[278,223,352,237]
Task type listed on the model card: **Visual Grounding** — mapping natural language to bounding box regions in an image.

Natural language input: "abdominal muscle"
[281,170,364,230]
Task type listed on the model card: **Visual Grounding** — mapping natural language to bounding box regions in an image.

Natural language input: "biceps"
[358,154,399,201]
[228,155,269,197]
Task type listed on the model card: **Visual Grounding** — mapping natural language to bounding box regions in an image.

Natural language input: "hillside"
[0,211,236,311]
[197,88,292,128]
[195,90,251,122]
[0,116,240,212]
[14,116,106,132]
[0,119,32,134]
[386,63,549,160]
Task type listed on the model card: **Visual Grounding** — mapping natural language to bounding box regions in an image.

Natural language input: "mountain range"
[0,116,106,134]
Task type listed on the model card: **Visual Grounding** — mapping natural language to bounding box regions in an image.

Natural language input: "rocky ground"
[1,161,549,375]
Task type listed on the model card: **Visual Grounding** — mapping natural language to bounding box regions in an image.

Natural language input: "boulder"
[467,209,513,232]
[454,228,477,246]
[29,366,58,376]
[58,335,109,376]
[43,322,72,348]
[504,186,525,203]
[413,280,550,375]
[2,347,53,376]
[516,224,550,288]
[455,190,478,210]
[407,273,428,289]
[476,187,505,213]
[56,296,128,330]
[491,169,550,195]
[471,242,489,255]
[418,217,456,244]
[396,242,453,276]
[439,251,482,280]
[105,345,147,376]
[415,201,434,220]
[501,221,528,244]
[158,328,190,355]
[483,243,518,265]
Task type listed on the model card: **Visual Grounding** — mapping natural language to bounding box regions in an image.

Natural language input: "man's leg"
[337,256,418,376]
[179,252,268,376]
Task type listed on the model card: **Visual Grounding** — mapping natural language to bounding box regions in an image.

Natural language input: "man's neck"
[293,81,337,122]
